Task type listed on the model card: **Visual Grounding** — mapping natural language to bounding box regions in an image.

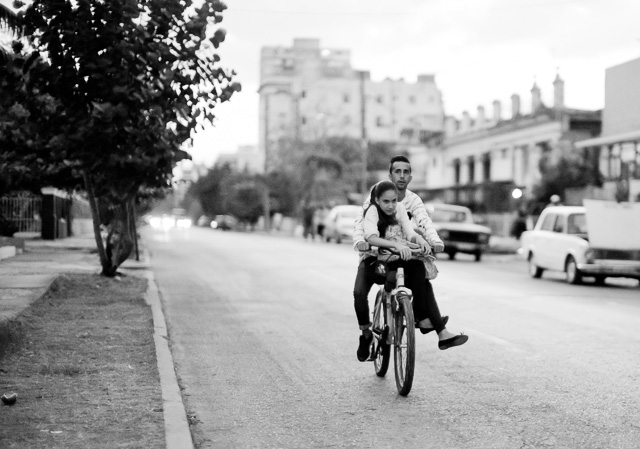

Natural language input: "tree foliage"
[1,0,239,275]
[529,150,602,213]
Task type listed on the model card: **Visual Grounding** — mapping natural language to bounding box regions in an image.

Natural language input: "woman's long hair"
[364,181,398,238]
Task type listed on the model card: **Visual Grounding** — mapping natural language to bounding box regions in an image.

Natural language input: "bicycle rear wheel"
[394,294,415,396]
[372,290,390,377]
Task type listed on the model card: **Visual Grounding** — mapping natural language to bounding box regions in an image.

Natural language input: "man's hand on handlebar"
[355,241,371,251]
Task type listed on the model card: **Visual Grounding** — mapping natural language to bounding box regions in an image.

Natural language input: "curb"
[143,269,194,449]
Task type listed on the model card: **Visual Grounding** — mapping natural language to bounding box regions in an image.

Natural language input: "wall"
[603,57,640,137]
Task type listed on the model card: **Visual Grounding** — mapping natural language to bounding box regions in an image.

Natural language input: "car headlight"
[439,230,449,239]
[584,248,594,263]
[478,233,490,243]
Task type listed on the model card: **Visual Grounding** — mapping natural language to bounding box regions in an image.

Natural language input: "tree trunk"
[83,170,111,275]
[105,201,134,276]
[130,199,139,261]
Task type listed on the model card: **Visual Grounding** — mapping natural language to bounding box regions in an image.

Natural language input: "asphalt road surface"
[145,226,640,449]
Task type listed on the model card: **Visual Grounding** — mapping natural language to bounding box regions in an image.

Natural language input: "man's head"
[388,155,412,191]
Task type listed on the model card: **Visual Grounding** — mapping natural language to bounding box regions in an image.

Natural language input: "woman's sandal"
[438,333,468,350]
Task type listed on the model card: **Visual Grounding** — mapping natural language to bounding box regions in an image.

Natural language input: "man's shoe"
[418,315,449,334]
[357,333,374,362]
[438,333,469,350]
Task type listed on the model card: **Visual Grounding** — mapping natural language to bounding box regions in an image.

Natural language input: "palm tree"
[0,1,23,63]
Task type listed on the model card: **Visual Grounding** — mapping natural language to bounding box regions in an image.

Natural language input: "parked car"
[425,203,492,261]
[323,205,361,244]
[520,203,640,285]
[211,215,237,231]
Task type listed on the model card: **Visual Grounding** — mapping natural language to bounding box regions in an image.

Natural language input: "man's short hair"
[389,155,411,173]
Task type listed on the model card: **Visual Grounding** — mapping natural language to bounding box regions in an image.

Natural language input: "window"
[482,153,491,181]
[376,95,384,104]
[376,116,384,127]
[567,214,587,234]
[467,156,475,184]
[300,91,306,98]
[301,116,306,125]
[540,214,557,231]
[343,94,350,103]
[553,216,565,233]
[453,159,461,185]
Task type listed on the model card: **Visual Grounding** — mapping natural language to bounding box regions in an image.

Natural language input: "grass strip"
[0,273,165,448]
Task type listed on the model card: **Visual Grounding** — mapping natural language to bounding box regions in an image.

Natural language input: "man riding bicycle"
[352,155,468,361]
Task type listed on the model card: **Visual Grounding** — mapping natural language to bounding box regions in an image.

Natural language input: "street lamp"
[511,188,523,199]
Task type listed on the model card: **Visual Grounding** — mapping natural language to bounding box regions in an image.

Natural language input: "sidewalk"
[0,234,193,449]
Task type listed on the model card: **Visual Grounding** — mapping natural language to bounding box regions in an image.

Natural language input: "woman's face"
[375,189,398,216]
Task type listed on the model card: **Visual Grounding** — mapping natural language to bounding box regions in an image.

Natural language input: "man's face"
[389,161,412,191]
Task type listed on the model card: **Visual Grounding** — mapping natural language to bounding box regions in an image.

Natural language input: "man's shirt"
[353,188,442,259]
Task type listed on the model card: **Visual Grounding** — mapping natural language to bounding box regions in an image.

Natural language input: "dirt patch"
[0,273,165,448]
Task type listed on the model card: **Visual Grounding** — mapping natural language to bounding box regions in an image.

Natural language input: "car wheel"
[474,251,482,262]
[528,254,544,278]
[565,256,582,285]
[336,236,342,244]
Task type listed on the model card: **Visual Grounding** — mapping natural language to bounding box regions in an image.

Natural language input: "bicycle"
[369,247,429,396]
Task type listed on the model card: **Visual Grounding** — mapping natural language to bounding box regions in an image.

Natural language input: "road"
[145,226,640,449]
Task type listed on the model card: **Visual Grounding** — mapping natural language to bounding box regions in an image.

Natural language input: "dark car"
[425,203,492,261]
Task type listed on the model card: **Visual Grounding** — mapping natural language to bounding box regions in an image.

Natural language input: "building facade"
[409,76,601,235]
[258,38,444,171]
[576,56,640,203]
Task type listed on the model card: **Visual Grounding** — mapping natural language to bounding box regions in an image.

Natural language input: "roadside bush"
[0,215,19,237]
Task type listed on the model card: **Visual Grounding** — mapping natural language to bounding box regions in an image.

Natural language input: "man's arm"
[404,191,443,249]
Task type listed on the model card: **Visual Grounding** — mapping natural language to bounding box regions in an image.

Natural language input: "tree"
[3,0,239,276]
[529,150,602,214]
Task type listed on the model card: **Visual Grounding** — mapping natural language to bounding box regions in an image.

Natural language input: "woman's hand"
[394,243,412,260]
[433,242,445,253]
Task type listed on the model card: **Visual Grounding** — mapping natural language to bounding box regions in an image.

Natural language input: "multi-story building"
[410,75,601,235]
[258,38,444,171]
[576,56,640,203]
[215,145,263,174]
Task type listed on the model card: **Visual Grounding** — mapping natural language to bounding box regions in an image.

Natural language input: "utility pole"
[359,71,368,195]
[262,93,271,231]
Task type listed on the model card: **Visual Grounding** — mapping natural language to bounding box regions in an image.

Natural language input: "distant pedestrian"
[510,209,527,239]
[315,205,329,238]
[302,204,316,241]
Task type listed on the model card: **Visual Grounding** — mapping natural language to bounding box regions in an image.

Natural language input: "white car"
[520,204,640,285]
[323,205,361,244]
[425,203,492,261]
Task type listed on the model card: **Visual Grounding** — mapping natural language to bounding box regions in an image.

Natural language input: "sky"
[3,0,640,167]
[189,0,640,167]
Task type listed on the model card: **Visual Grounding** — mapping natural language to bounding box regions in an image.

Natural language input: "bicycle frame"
[372,264,416,396]
[382,267,412,344]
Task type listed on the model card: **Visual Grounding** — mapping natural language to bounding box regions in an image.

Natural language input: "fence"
[0,196,42,234]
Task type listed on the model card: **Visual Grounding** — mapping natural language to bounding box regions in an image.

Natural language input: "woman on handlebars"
[356,180,468,361]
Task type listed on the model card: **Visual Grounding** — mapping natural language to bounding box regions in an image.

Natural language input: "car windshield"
[431,209,468,223]
[567,213,587,234]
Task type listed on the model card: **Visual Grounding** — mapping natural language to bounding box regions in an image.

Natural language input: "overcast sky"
[187,0,640,166]
[4,0,639,167]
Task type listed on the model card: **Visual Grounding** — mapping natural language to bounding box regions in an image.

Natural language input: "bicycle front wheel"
[394,294,416,396]
[372,290,390,377]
